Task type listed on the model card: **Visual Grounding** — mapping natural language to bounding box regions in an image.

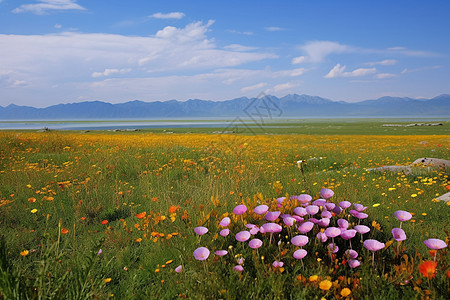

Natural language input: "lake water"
[0,120,232,130]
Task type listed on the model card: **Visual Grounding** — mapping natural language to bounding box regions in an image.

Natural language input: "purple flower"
[339,201,351,209]
[175,265,183,273]
[250,226,260,235]
[193,247,210,261]
[233,265,243,272]
[291,235,309,247]
[324,202,336,211]
[309,217,319,224]
[293,249,307,259]
[219,217,231,227]
[283,216,296,226]
[249,238,263,249]
[215,250,228,256]
[194,226,209,236]
[328,243,339,253]
[293,207,307,217]
[424,238,447,250]
[341,229,357,240]
[297,194,312,204]
[298,221,314,233]
[345,249,358,259]
[265,211,281,221]
[261,222,282,233]
[317,218,330,227]
[254,204,269,215]
[220,229,230,237]
[235,231,251,242]
[394,210,412,222]
[363,239,385,251]
[349,210,359,217]
[272,260,284,268]
[321,210,332,219]
[312,199,327,207]
[97,249,102,255]
[305,205,319,215]
[316,231,328,242]
[354,225,370,234]
[237,257,245,265]
[324,227,341,238]
[292,215,304,222]
[233,204,247,215]
[320,188,334,199]
[353,203,367,212]
[355,212,368,220]
[391,228,407,241]
[348,259,360,268]
[332,206,342,214]
[337,219,349,229]
[276,197,286,205]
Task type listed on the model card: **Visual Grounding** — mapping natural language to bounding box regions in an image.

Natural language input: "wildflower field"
[0,123,449,299]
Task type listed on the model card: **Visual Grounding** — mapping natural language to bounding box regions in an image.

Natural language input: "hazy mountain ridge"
[1,94,449,119]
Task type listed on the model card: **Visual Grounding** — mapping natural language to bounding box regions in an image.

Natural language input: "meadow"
[0,120,449,299]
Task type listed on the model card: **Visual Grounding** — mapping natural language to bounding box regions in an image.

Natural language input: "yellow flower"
[411,194,417,198]
[309,275,319,282]
[30,209,37,214]
[319,280,332,290]
[104,278,111,283]
[341,288,351,297]
[20,250,29,256]
[372,203,380,207]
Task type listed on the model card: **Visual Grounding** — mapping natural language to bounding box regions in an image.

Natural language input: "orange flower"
[101,220,109,225]
[28,197,36,203]
[61,228,69,234]
[419,261,437,278]
[136,212,146,219]
[168,205,179,214]
[428,250,437,257]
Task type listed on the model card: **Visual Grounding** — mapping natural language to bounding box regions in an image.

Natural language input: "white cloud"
[92,68,132,78]
[265,27,285,32]
[375,73,397,79]
[13,0,86,15]
[272,82,299,92]
[226,29,253,36]
[54,24,62,29]
[297,41,355,63]
[241,82,267,93]
[150,12,185,19]
[364,59,397,66]
[324,64,376,78]
[224,44,257,52]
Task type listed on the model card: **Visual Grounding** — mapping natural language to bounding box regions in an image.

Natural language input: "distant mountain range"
[1,94,449,119]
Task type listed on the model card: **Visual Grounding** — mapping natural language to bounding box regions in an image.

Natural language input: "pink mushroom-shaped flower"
[298,221,314,233]
[254,204,269,215]
[220,229,230,237]
[276,197,286,205]
[339,201,351,209]
[313,199,327,207]
[424,238,447,250]
[175,265,183,273]
[291,235,309,247]
[353,203,367,212]
[293,207,307,217]
[324,202,336,211]
[348,259,360,268]
[250,226,260,235]
[249,238,263,249]
[363,239,385,252]
[328,243,339,253]
[215,250,228,256]
[219,217,231,227]
[341,229,357,240]
[321,210,332,219]
[193,247,210,261]
[394,210,412,222]
[293,249,307,259]
[306,205,319,215]
[297,194,312,204]
[261,222,282,233]
[345,249,358,259]
[391,228,407,241]
[235,231,251,242]
[233,265,244,272]
[283,216,296,227]
[354,225,370,235]
[272,260,284,268]
[317,218,330,227]
[337,219,349,229]
[233,204,247,215]
[324,227,341,238]
[320,188,334,199]
[316,231,328,242]
[194,226,208,236]
[265,211,281,221]
[355,212,368,220]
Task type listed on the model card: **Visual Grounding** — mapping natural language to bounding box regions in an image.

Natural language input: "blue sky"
[0,0,449,107]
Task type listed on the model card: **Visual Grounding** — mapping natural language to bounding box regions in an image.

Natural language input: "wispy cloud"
[293,41,355,64]
[12,0,86,15]
[224,44,257,52]
[364,59,397,66]
[272,82,299,92]
[92,68,132,78]
[324,64,376,78]
[150,12,185,19]
[386,46,437,57]
[226,29,253,36]
[265,26,285,32]
[401,65,442,74]
[375,73,397,79]
[241,82,267,93]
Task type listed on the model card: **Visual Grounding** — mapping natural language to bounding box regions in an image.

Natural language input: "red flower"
[419,261,437,278]
[136,212,146,219]
[101,220,109,225]
[61,228,69,234]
